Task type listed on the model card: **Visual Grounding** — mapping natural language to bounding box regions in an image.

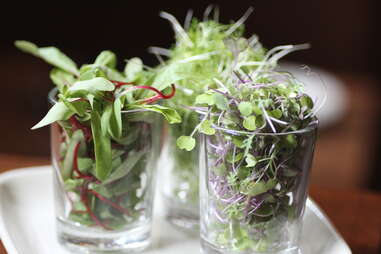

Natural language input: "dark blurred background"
[0,0,380,190]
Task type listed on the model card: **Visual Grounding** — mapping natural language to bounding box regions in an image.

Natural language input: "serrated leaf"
[32,102,74,129]
[245,154,257,167]
[238,101,252,116]
[176,136,196,151]
[243,116,256,131]
[200,120,215,135]
[131,104,181,124]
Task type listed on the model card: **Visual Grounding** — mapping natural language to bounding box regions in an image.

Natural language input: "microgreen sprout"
[15,41,181,230]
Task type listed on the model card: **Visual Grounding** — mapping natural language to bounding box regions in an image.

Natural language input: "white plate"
[0,166,351,254]
[279,62,348,128]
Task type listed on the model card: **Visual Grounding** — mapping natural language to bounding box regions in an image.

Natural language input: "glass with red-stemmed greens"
[49,84,176,253]
[14,41,181,253]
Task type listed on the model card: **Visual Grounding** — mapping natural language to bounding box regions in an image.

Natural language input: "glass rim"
[48,87,58,104]
[208,118,318,137]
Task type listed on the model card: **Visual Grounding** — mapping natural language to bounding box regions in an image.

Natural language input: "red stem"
[72,142,84,177]
[111,80,134,89]
[72,142,100,184]
[81,189,111,230]
[88,189,131,216]
[69,116,92,141]
[142,84,176,104]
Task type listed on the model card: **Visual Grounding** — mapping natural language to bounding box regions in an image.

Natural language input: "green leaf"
[245,154,257,167]
[50,68,75,93]
[195,94,214,105]
[232,136,245,148]
[86,94,94,109]
[14,40,39,56]
[108,98,122,139]
[91,106,112,181]
[32,102,74,129]
[131,105,181,124]
[58,95,87,117]
[227,152,243,163]
[283,134,297,148]
[243,116,256,131]
[200,120,215,135]
[176,136,196,151]
[103,150,145,185]
[94,50,117,68]
[101,104,113,136]
[153,63,185,91]
[252,105,262,115]
[213,93,229,110]
[270,109,282,119]
[62,130,85,180]
[300,95,314,109]
[39,47,78,75]
[241,181,267,196]
[124,58,143,81]
[79,66,107,81]
[240,179,277,196]
[238,101,252,116]
[77,157,93,173]
[68,77,115,95]
[16,41,79,75]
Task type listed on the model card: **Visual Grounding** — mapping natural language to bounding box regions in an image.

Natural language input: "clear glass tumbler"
[199,121,318,254]
[161,120,200,230]
[50,89,162,253]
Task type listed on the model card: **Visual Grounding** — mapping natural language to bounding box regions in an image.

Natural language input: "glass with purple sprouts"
[194,66,319,253]
[200,123,317,254]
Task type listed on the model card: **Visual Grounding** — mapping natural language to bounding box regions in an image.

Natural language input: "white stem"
[184,9,193,31]
[160,11,193,47]
[225,7,254,36]
[148,46,171,57]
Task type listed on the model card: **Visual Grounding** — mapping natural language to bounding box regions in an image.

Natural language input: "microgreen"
[16,41,181,230]
[152,7,319,253]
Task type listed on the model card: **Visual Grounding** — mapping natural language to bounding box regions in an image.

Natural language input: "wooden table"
[0,154,381,254]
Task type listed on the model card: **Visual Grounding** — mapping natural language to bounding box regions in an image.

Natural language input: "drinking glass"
[199,121,318,254]
[50,88,162,253]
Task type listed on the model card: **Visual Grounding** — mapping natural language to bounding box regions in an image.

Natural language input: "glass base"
[201,238,301,254]
[163,196,199,232]
[57,219,151,253]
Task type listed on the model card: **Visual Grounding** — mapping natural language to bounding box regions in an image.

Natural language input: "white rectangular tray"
[0,166,351,254]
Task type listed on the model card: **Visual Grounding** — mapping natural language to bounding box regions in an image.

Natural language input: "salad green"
[152,8,308,218]
[16,41,180,229]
